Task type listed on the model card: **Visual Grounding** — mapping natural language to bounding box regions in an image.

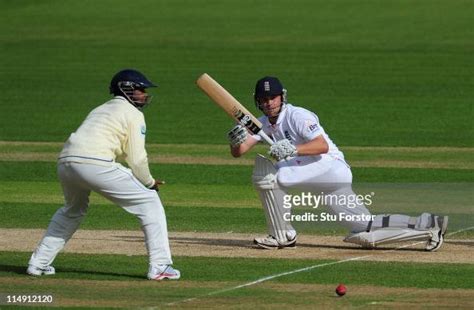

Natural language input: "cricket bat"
[196,73,274,145]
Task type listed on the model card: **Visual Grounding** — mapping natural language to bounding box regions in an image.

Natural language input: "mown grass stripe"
[1,251,473,288]
[1,161,473,183]
[1,152,473,169]
[1,181,473,215]
[1,202,473,237]
[1,141,473,169]
[1,141,473,152]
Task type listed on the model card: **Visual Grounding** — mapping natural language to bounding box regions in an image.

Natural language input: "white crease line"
[166,226,474,307]
[166,255,372,306]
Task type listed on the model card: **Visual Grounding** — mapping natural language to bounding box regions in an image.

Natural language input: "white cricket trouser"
[276,154,371,233]
[275,155,435,246]
[29,162,172,269]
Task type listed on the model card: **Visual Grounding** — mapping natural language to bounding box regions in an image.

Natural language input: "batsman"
[228,76,448,251]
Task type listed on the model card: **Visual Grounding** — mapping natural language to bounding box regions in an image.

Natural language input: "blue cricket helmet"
[109,69,157,108]
[254,76,288,110]
[254,76,284,99]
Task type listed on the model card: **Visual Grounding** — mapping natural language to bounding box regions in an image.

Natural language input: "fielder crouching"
[228,76,448,251]
[27,69,180,280]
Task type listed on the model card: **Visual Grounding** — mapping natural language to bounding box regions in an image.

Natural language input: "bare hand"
[150,179,165,191]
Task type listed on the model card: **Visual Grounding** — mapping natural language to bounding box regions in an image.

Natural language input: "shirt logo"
[141,125,146,135]
[284,130,292,141]
[305,120,318,132]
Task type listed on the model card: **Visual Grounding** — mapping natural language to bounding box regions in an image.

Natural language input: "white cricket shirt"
[256,104,345,161]
[58,96,155,188]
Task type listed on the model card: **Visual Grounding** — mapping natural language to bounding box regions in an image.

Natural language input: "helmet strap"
[118,81,152,109]
[255,89,288,116]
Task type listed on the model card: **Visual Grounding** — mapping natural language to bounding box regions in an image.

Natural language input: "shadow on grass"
[0,264,27,274]
[0,264,144,280]
[170,236,251,248]
[296,242,426,252]
[169,236,431,252]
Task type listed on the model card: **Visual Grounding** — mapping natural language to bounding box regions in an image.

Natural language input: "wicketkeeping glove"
[227,124,248,147]
[269,139,297,161]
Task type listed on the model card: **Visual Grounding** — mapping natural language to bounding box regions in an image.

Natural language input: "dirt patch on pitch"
[1,141,473,169]
[148,154,254,166]
[1,229,472,264]
[0,152,471,169]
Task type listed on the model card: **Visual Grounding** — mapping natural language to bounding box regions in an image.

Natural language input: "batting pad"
[344,229,431,248]
[343,213,435,247]
[252,154,295,244]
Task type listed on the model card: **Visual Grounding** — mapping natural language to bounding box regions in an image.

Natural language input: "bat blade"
[196,73,273,144]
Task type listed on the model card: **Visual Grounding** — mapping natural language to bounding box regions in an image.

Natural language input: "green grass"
[1,161,473,183]
[2,252,474,308]
[1,201,472,236]
[0,161,472,234]
[1,0,473,146]
[0,202,266,233]
[2,143,473,167]
[2,253,473,309]
[2,252,473,289]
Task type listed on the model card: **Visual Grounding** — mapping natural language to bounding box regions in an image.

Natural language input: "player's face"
[258,95,282,118]
[131,88,150,106]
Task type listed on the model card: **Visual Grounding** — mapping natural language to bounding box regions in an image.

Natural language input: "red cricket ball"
[335,284,347,296]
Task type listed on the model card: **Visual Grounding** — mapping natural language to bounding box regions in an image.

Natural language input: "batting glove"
[269,139,297,161]
[227,124,248,147]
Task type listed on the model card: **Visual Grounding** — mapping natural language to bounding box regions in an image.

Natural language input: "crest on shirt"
[284,130,292,141]
[305,120,318,132]
[141,125,146,135]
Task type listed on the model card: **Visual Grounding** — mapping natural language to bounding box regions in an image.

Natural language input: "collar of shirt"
[275,104,290,124]
[266,104,290,129]
[113,96,128,102]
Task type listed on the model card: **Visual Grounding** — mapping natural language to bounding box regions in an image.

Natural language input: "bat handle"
[258,130,274,145]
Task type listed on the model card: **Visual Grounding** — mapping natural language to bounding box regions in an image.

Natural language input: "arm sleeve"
[251,134,262,142]
[124,115,155,188]
[293,110,323,142]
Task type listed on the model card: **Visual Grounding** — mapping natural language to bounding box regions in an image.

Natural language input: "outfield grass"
[2,202,474,237]
[2,161,474,184]
[2,252,473,288]
[1,0,473,146]
[0,159,473,235]
[2,142,473,170]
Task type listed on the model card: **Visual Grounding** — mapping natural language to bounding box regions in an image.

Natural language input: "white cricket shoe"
[148,265,181,281]
[254,234,297,249]
[426,215,448,252]
[27,265,56,276]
